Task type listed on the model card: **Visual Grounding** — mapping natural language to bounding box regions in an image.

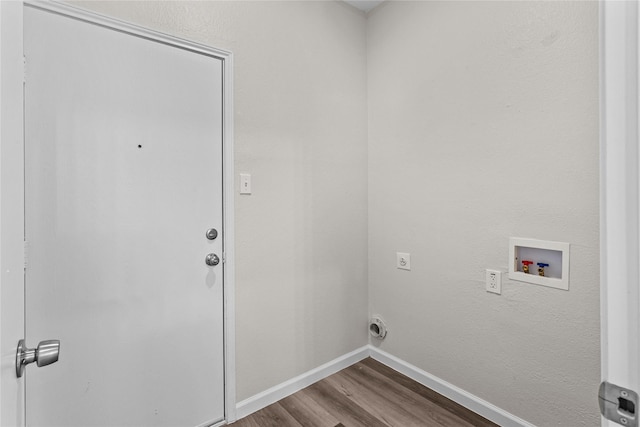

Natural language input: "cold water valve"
[522,260,534,274]
[537,262,549,277]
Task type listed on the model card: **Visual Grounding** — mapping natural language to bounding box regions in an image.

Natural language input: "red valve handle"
[522,260,534,266]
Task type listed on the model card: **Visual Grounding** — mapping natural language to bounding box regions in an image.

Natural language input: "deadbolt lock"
[206,228,218,240]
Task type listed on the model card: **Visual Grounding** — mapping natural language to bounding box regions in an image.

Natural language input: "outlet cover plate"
[486,269,502,294]
[397,252,411,270]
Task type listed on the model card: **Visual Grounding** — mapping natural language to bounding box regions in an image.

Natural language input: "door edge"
[0,1,26,426]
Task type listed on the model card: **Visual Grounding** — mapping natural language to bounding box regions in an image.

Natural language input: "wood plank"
[303,379,390,427]
[278,390,341,427]
[234,402,304,427]
[336,363,477,427]
[360,358,498,427]
[231,412,262,427]
[324,368,431,426]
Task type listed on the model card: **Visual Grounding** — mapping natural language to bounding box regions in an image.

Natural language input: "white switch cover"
[397,252,411,270]
[240,173,251,195]
[486,269,502,294]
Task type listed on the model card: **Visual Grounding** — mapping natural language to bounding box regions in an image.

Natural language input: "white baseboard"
[234,344,533,427]
[368,346,535,427]
[234,345,370,421]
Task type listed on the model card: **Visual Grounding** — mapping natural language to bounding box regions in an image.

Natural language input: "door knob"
[205,253,220,266]
[16,339,60,378]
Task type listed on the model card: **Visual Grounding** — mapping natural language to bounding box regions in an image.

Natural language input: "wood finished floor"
[231,358,498,427]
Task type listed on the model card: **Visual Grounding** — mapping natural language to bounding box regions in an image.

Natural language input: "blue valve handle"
[537,263,549,267]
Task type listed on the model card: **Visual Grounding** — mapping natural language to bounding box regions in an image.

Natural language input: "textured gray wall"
[367,2,600,426]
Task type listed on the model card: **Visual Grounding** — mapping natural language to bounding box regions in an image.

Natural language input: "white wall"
[68,0,369,402]
[367,2,600,426]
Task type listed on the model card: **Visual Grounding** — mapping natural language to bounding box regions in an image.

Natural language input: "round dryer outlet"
[369,316,387,339]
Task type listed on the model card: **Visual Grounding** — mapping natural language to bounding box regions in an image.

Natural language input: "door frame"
[0,1,236,425]
[600,0,640,426]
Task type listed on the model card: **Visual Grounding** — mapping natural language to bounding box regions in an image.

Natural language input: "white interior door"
[23,5,224,426]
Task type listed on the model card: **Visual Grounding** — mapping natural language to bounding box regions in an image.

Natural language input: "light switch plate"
[240,173,251,195]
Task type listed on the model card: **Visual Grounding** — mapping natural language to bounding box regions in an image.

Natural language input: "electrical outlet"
[486,269,502,294]
[397,252,411,270]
